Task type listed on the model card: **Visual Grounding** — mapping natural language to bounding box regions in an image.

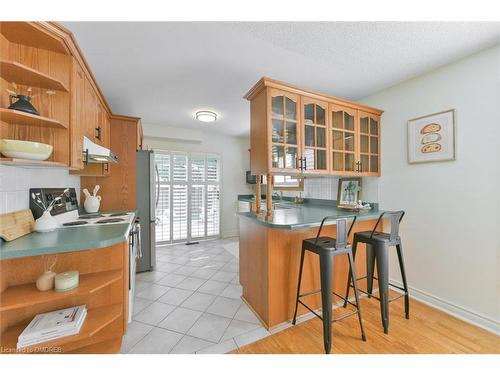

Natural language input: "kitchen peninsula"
[238,197,382,329]
[240,78,385,329]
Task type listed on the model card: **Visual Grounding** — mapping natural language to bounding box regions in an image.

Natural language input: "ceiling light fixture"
[195,110,217,123]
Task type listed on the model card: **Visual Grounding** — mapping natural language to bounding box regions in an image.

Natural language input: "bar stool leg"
[375,243,390,334]
[292,245,306,325]
[343,239,358,308]
[366,244,375,297]
[347,250,367,341]
[319,251,334,354]
[396,243,410,319]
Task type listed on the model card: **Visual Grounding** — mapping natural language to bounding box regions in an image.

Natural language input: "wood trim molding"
[244,77,383,116]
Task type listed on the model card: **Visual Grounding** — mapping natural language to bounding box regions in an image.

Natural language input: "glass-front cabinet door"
[330,104,358,175]
[359,111,380,175]
[269,89,300,173]
[302,97,329,174]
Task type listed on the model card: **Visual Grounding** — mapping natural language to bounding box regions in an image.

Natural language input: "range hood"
[83,136,118,164]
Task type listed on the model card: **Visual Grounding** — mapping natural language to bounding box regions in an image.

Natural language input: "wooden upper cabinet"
[330,104,359,175]
[358,111,380,176]
[96,101,110,148]
[136,119,143,150]
[302,97,329,174]
[69,59,85,169]
[245,78,383,177]
[83,76,98,142]
[1,22,138,172]
[268,89,301,174]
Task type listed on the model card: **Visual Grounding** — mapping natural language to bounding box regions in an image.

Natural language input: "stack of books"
[17,305,87,349]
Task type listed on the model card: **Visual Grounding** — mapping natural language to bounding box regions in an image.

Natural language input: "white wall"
[0,165,81,214]
[142,124,252,238]
[360,45,500,333]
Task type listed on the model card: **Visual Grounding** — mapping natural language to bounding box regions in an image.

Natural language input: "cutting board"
[0,209,35,241]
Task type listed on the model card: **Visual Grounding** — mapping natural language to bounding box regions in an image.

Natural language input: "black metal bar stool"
[292,216,366,354]
[344,211,409,334]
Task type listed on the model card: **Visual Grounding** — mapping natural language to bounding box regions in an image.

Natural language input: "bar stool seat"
[292,216,367,354]
[303,237,341,251]
[354,231,400,243]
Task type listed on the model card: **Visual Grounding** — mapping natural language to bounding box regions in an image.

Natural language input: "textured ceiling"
[63,22,500,136]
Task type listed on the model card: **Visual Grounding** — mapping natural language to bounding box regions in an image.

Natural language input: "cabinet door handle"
[95,126,101,140]
[302,157,307,170]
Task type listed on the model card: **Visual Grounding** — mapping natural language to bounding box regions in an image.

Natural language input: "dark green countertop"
[237,196,382,230]
[0,217,134,261]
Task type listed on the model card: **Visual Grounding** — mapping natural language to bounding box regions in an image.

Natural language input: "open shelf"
[0,22,70,55]
[0,304,122,352]
[0,270,122,313]
[0,60,69,92]
[0,108,68,129]
[0,158,68,169]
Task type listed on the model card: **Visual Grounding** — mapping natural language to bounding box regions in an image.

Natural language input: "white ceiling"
[63,22,500,136]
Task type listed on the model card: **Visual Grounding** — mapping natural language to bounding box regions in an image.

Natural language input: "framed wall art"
[407,109,456,164]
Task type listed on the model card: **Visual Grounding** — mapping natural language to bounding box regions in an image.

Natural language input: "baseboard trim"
[389,279,500,336]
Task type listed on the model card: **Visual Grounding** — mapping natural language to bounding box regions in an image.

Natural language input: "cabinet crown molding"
[244,77,383,116]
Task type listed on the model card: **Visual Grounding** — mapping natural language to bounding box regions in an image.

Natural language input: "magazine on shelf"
[17,305,87,349]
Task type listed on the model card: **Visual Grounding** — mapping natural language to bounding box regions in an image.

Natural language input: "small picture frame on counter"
[337,177,361,209]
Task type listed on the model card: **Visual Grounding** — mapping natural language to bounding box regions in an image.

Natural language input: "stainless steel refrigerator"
[136,150,157,272]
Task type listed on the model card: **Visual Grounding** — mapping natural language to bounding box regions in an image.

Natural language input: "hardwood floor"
[231,291,500,354]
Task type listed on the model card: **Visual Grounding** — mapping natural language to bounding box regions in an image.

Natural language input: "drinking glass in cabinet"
[272,119,284,143]
[272,145,285,168]
[285,147,297,169]
[285,122,297,144]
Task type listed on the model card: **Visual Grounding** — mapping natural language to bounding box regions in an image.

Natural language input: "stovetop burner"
[79,213,104,219]
[109,212,128,217]
[95,218,125,224]
[63,221,88,226]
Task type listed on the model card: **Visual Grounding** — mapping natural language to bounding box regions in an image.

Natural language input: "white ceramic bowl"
[0,139,53,160]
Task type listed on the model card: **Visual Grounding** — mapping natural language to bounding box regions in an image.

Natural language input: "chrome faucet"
[272,191,283,202]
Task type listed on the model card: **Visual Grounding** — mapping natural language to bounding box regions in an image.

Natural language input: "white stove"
[56,211,136,228]
[29,187,135,229]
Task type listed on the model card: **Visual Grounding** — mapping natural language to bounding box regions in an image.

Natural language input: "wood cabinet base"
[238,216,378,329]
[0,242,129,354]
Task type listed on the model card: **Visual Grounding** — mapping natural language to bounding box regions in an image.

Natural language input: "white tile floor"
[121,238,269,354]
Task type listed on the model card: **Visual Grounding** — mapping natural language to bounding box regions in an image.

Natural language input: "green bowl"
[0,139,53,160]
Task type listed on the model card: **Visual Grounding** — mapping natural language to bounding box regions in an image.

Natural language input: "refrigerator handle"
[155,164,160,209]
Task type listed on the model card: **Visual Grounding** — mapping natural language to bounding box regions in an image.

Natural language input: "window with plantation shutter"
[155,150,221,244]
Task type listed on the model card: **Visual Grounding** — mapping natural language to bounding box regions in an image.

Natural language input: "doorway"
[154,150,221,244]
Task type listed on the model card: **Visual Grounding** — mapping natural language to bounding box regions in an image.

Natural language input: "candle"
[54,271,79,292]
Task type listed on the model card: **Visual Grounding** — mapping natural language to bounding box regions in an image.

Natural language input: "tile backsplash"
[0,165,80,214]
[282,176,379,202]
